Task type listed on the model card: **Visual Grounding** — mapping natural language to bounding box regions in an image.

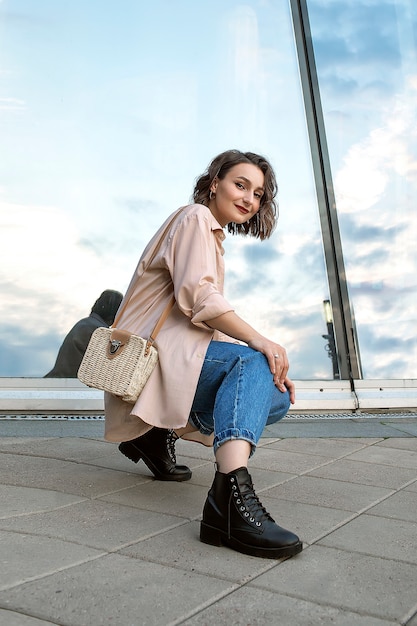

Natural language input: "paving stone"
[329,438,384,444]
[0,436,56,447]
[0,530,102,591]
[0,553,234,626]
[249,447,330,473]
[0,608,55,625]
[0,499,185,551]
[346,446,417,469]
[307,458,417,489]
[120,521,276,582]
[375,438,417,451]
[0,421,104,438]
[176,462,216,487]
[319,514,417,563]
[1,423,416,626]
[99,480,207,519]
[0,453,150,497]
[266,475,393,512]
[0,436,110,460]
[407,611,417,625]
[366,489,417,522]
[250,545,417,621]
[263,437,371,458]
[264,420,411,438]
[257,498,354,545]
[381,421,417,437]
[0,485,84,518]
[181,586,398,626]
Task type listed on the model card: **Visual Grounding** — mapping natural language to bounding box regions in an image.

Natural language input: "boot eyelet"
[256,521,262,527]
[244,512,249,517]
[233,492,238,498]
[240,506,245,512]
[250,517,255,522]
[236,499,241,504]
[230,477,235,483]
[232,484,237,491]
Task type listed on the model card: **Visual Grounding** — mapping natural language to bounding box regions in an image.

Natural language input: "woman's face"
[209,163,265,227]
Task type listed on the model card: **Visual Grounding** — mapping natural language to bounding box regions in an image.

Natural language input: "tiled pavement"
[0,415,416,625]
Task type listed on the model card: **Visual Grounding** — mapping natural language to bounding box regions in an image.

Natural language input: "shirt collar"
[206,209,226,240]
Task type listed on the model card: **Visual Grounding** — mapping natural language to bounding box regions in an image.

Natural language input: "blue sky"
[0,0,416,380]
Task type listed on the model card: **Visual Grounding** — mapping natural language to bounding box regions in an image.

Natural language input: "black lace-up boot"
[118,428,192,481]
[200,466,302,558]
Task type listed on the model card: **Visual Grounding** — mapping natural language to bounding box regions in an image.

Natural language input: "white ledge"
[0,378,415,414]
[353,379,417,410]
[0,379,104,413]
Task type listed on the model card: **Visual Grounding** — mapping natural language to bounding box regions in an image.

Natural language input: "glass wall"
[0,0,333,379]
[307,0,417,379]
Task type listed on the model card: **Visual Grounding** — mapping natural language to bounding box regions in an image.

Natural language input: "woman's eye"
[254,192,262,199]
[236,182,244,189]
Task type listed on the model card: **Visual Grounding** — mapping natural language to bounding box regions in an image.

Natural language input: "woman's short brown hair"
[192,149,278,240]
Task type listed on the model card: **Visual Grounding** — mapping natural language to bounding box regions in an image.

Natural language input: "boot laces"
[166,430,178,464]
[241,489,272,524]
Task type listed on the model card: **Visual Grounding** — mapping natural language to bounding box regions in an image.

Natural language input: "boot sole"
[118,442,192,482]
[200,521,303,559]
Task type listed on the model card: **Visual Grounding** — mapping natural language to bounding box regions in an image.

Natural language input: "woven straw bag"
[78,209,182,403]
[77,327,160,403]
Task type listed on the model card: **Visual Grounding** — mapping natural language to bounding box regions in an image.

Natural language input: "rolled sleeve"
[191,290,233,326]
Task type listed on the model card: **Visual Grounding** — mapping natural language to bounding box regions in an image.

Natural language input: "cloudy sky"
[309,0,417,379]
[0,0,416,380]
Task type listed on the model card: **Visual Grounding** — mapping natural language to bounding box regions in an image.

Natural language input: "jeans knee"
[243,349,271,377]
[267,389,291,425]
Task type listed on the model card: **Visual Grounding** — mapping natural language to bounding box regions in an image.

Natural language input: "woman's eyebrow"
[236,176,265,191]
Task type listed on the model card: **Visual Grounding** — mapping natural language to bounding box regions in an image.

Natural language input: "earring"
[209,190,216,200]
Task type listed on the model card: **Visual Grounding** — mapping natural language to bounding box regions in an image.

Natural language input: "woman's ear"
[210,177,218,194]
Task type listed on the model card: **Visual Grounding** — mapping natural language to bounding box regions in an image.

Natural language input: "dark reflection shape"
[44,289,123,378]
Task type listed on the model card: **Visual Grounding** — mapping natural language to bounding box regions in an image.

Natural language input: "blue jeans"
[189,341,290,454]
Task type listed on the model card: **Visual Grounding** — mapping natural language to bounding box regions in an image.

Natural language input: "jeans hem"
[189,411,213,436]
[213,428,257,455]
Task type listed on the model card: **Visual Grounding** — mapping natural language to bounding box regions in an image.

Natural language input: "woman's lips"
[235,205,249,215]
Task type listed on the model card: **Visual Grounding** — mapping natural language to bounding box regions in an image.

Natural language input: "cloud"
[335,76,417,274]
[222,230,332,379]
[0,97,26,112]
[332,71,417,377]
[0,199,127,333]
[309,0,408,109]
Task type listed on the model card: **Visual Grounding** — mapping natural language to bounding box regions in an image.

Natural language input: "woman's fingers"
[269,348,289,390]
[285,376,296,404]
[248,337,290,391]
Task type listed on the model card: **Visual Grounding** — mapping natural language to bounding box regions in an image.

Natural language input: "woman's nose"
[243,191,253,205]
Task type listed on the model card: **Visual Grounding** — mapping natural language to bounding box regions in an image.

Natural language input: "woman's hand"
[284,376,296,405]
[247,337,289,390]
[205,311,296,401]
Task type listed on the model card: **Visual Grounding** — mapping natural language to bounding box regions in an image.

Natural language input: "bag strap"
[145,294,176,355]
[113,208,183,345]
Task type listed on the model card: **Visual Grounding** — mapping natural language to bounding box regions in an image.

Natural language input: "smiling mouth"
[236,205,249,215]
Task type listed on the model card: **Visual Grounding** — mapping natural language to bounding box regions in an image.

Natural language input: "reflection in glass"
[0,0,331,379]
[322,299,340,380]
[44,290,123,378]
[308,0,417,378]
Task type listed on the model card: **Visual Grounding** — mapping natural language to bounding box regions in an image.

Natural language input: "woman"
[105,150,302,559]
